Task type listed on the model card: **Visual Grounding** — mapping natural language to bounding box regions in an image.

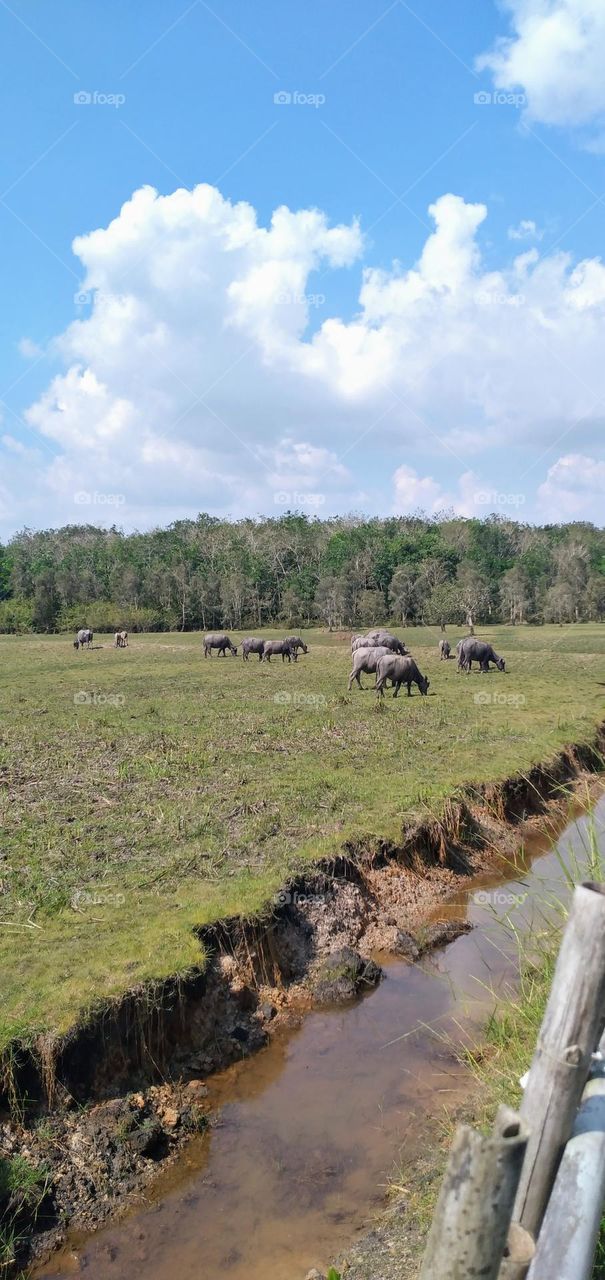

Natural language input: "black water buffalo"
[242,637,265,661]
[439,639,451,660]
[375,654,430,698]
[262,640,294,663]
[458,638,505,673]
[74,628,93,650]
[347,645,391,691]
[285,636,308,655]
[203,632,237,657]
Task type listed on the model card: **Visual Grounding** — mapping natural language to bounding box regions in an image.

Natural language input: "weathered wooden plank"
[419,1105,528,1280]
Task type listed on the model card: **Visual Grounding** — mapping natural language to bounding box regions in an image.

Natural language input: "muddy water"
[40,794,605,1280]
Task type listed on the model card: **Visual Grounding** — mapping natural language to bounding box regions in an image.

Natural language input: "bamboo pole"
[526,1069,605,1280]
[498,880,605,1280]
[508,881,605,1254]
[419,1106,529,1280]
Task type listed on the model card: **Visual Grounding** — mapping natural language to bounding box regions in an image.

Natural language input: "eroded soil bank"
[3,730,604,1277]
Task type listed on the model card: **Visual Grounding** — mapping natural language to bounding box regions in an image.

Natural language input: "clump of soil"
[311,947,382,1005]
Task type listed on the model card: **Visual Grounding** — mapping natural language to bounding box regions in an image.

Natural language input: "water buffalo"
[74,628,93,650]
[365,629,407,655]
[285,636,308,655]
[352,634,380,653]
[352,632,407,655]
[242,637,265,661]
[375,654,430,698]
[439,639,451,660]
[351,634,369,652]
[262,640,295,663]
[203,633,237,657]
[458,638,505,673]
[114,630,128,648]
[347,645,391,691]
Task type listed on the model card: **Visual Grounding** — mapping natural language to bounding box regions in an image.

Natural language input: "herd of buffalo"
[73,626,506,699]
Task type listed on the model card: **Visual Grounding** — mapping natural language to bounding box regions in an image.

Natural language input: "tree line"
[0,512,604,634]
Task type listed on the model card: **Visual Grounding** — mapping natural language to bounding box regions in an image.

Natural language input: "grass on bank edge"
[0,1153,51,1278]
[387,812,605,1279]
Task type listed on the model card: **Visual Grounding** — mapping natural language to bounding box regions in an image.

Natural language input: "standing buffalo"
[375,654,430,698]
[242,637,265,661]
[366,630,408,655]
[351,632,407,655]
[203,633,237,657]
[439,639,451,660]
[74,628,93,650]
[114,630,128,648]
[458,638,505,673]
[347,645,391,691]
[285,636,308,655]
[262,640,295,663]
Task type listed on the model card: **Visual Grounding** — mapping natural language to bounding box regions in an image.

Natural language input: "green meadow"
[1,624,604,1051]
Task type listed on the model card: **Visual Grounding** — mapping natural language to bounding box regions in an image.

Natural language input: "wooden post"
[504,882,605,1272]
[419,1106,529,1280]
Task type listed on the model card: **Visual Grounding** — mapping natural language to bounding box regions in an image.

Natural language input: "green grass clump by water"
[1,623,604,1053]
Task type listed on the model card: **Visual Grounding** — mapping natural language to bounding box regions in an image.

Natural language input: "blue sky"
[2,0,605,537]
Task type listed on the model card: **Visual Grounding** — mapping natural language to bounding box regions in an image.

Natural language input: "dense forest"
[0,513,604,633]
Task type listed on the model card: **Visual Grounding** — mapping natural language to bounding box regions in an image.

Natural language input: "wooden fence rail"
[419,881,605,1280]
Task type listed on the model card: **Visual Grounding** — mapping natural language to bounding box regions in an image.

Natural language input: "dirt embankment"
[2,729,603,1275]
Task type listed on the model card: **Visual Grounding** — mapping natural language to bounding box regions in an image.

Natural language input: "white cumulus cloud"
[537,453,605,519]
[477,0,605,133]
[2,182,605,537]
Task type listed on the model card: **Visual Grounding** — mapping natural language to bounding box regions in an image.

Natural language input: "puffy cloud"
[508,219,543,241]
[477,0,605,132]
[392,465,515,518]
[3,181,605,537]
[537,453,605,519]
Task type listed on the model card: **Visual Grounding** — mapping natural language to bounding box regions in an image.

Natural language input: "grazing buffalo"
[375,654,430,698]
[347,645,391,691]
[439,639,451,660]
[114,630,128,648]
[351,632,407,655]
[365,629,407,655]
[351,634,380,653]
[351,634,369,652]
[262,640,294,663]
[285,636,308,655]
[242,637,265,661]
[203,633,237,657]
[458,638,505,673]
[74,628,93,650]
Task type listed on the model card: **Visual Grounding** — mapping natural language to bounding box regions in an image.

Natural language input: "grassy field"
[1,623,604,1053]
